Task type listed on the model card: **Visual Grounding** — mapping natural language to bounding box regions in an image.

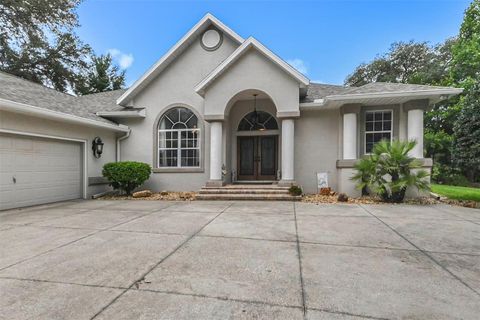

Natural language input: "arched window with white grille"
[157,107,200,167]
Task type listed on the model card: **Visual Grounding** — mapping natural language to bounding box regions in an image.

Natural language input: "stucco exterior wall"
[119,32,239,191]
[294,109,340,194]
[203,49,301,119]
[0,110,118,198]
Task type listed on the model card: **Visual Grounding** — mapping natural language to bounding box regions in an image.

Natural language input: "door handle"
[12,176,16,183]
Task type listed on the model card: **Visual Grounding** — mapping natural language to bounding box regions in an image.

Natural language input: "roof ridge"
[78,88,128,98]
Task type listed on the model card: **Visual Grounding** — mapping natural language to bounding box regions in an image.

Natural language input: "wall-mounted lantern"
[92,137,104,158]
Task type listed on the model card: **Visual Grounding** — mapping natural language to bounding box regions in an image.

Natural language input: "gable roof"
[195,37,310,95]
[0,71,129,132]
[116,13,244,106]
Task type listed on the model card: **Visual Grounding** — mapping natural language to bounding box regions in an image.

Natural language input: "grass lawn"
[431,184,480,202]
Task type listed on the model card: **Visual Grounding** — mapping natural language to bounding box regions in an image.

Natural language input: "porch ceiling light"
[251,93,261,130]
[92,136,104,158]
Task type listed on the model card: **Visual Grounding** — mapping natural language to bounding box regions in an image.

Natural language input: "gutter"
[0,98,130,133]
[326,88,464,101]
[299,88,464,109]
[96,109,146,118]
[116,129,131,161]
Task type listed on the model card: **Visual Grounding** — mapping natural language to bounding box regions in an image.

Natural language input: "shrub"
[432,163,470,186]
[102,161,151,195]
[351,157,376,196]
[351,140,430,203]
[289,185,302,196]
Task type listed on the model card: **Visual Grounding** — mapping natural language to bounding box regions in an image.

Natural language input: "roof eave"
[299,88,464,110]
[96,109,146,119]
[116,13,244,106]
[327,88,464,101]
[0,98,130,132]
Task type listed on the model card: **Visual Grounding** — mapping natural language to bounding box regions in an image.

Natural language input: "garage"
[0,133,83,210]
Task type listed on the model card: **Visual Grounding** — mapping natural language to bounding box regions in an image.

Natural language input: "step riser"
[202,186,289,190]
[199,190,289,195]
[197,195,301,201]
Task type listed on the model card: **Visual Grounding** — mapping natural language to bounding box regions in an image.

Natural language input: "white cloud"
[287,58,308,75]
[107,48,134,69]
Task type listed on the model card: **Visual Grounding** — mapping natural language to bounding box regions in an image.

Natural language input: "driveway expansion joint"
[358,204,480,297]
[0,276,127,291]
[0,203,177,273]
[89,202,234,320]
[293,202,308,319]
[135,287,304,310]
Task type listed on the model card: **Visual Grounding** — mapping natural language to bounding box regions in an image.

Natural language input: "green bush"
[289,185,302,196]
[432,163,470,186]
[102,161,151,195]
[351,140,430,203]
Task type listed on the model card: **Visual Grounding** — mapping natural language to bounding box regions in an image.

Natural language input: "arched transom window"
[158,107,200,168]
[238,111,278,131]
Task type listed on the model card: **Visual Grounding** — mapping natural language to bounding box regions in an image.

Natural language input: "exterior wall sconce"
[92,137,104,158]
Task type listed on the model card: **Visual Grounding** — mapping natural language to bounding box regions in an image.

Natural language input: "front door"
[237,136,277,181]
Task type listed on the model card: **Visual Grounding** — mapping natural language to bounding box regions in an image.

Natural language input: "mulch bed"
[301,194,439,205]
[101,191,197,201]
[99,190,479,208]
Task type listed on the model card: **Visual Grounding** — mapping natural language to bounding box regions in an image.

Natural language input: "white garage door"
[0,133,83,210]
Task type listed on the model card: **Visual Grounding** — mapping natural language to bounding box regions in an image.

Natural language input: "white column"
[407,109,424,158]
[281,119,295,182]
[343,113,357,159]
[209,121,223,181]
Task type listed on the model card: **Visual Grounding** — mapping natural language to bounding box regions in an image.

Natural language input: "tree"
[345,40,453,87]
[0,0,90,92]
[451,0,480,182]
[453,83,480,182]
[74,54,126,95]
[450,0,480,90]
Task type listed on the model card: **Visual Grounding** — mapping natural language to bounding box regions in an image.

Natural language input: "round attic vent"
[201,29,222,51]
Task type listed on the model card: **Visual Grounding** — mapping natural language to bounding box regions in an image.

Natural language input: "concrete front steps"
[197,184,301,201]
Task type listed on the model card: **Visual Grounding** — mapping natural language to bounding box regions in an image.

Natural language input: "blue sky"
[77,0,470,85]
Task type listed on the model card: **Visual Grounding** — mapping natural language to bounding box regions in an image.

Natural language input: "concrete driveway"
[0,200,479,319]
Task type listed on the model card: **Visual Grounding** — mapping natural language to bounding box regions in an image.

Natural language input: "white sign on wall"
[317,172,329,191]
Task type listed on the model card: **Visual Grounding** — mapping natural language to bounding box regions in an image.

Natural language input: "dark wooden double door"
[237,136,277,181]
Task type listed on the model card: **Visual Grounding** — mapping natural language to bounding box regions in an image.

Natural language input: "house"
[0,14,462,209]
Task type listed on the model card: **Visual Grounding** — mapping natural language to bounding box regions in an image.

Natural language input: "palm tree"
[352,140,430,203]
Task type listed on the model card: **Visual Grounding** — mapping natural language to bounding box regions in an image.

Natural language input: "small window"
[365,110,392,153]
[158,107,200,168]
[238,111,278,131]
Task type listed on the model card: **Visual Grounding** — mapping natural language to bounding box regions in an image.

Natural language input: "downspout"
[116,129,131,162]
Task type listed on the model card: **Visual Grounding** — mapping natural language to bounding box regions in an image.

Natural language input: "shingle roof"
[0,71,125,125]
[301,82,458,103]
[77,88,128,113]
[335,82,456,95]
[301,83,350,103]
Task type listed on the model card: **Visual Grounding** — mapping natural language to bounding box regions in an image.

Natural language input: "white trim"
[300,88,464,109]
[0,128,88,199]
[195,37,310,95]
[364,109,393,154]
[117,13,244,105]
[157,128,201,169]
[327,88,463,101]
[0,98,129,132]
[97,109,146,118]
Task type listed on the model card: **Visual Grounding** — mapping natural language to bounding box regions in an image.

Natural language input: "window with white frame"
[365,110,392,153]
[157,107,200,168]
